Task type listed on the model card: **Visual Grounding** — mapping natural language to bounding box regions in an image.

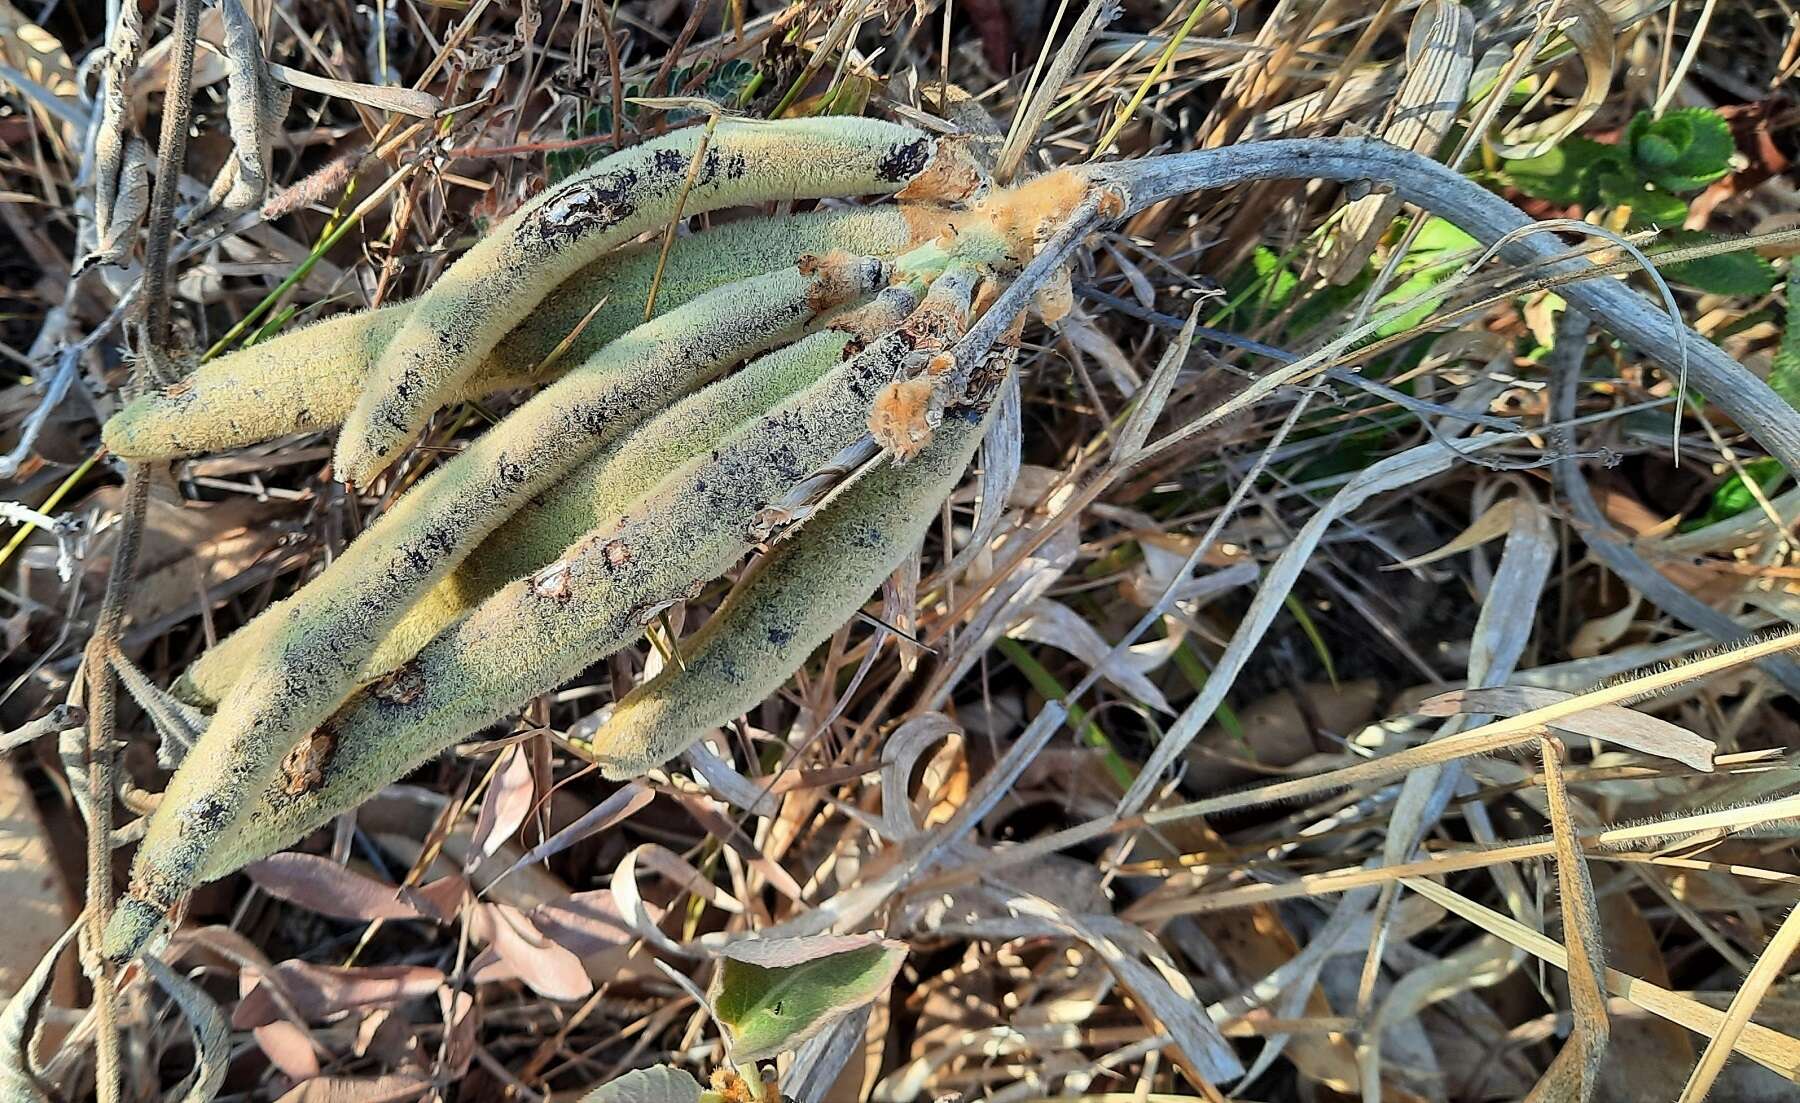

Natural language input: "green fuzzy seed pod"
[105,261,886,963]
[189,279,977,884]
[338,117,956,485]
[583,383,1003,779]
[104,206,914,461]
[175,329,853,708]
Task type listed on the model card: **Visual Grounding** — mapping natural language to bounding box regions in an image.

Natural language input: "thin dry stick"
[1530,735,1610,1102]
[642,111,719,321]
[1126,792,1800,918]
[140,0,204,348]
[1549,305,1800,690]
[81,0,205,1092]
[1404,876,1800,1080]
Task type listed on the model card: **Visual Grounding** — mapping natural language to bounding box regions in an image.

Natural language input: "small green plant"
[575,934,906,1103]
[708,934,907,1061]
[1498,106,1775,296]
[1687,271,1800,528]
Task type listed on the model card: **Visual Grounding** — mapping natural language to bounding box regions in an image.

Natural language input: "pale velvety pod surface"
[104,206,912,460]
[106,261,885,961]
[337,117,971,483]
[586,392,999,778]
[175,329,854,707]
[195,280,974,882]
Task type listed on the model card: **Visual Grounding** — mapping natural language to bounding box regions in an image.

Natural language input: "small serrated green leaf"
[1629,107,1733,193]
[709,935,906,1062]
[1633,131,1680,168]
[1659,233,1777,297]
[1621,186,1690,229]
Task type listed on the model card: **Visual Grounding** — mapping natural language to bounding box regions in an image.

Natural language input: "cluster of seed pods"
[101,115,1098,963]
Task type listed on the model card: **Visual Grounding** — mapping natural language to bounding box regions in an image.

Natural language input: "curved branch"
[1080,137,1800,473]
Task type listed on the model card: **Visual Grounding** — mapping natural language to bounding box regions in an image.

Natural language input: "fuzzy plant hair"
[336,117,981,485]
[173,274,981,888]
[104,206,919,460]
[105,256,887,961]
[579,358,1010,779]
[174,326,859,706]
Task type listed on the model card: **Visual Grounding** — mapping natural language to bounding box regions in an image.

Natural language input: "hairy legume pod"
[106,258,885,962]
[582,371,1006,779]
[175,327,856,707]
[104,206,918,460]
[179,277,976,890]
[337,117,979,485]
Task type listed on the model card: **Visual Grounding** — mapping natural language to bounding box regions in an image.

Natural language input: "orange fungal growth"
[897,136,987,203]
[870,377,936,460]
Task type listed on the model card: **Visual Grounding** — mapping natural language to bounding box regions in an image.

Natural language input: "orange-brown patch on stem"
[896,137,985,202]
[870,377,936,459]
[800,251,884,313]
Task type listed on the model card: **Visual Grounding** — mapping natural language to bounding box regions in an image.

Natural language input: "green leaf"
[1500,137,1621,205]
[1684,457,1788,530]
[581,1065,705,1103]
[1658,233,1778,297]
[1621,185,1690,229]
[1627,107,1733,194]
[1772,270,1800,410]
[709,934,906,1062]
[1402,216,1479,261]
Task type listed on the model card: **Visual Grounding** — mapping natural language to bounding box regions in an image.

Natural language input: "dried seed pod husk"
[583,371,1007,779]
[106,259,886,961]
[338,118,979,485]
[190,277,978,885]
[104,206,917,460]
[176,327,855,707]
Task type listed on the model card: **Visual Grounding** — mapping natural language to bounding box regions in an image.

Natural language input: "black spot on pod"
[877,138,933,183]
[767,625,794,647]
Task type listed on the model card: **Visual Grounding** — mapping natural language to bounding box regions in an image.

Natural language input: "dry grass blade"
[1418,686,1715,770]
[140,956,231,1103]
[7,2,1800,1097]
[1676,904,1800,1102]
[0,920,78,1096]
[1403,878,1800,1080]
[1527,737,1609,1102]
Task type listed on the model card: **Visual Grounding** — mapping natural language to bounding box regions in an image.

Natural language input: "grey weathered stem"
[1078,138,1800,472]
[926,137,1800,840]
[1549,308,1800,692]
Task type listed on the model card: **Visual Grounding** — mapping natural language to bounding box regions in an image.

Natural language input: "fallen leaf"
[271,1075,428,1103]
[234,963,445,1027]
[469,902,593,1001]
[468,742,535,871]
[0,757,76,1004]
[246,853,432,922]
